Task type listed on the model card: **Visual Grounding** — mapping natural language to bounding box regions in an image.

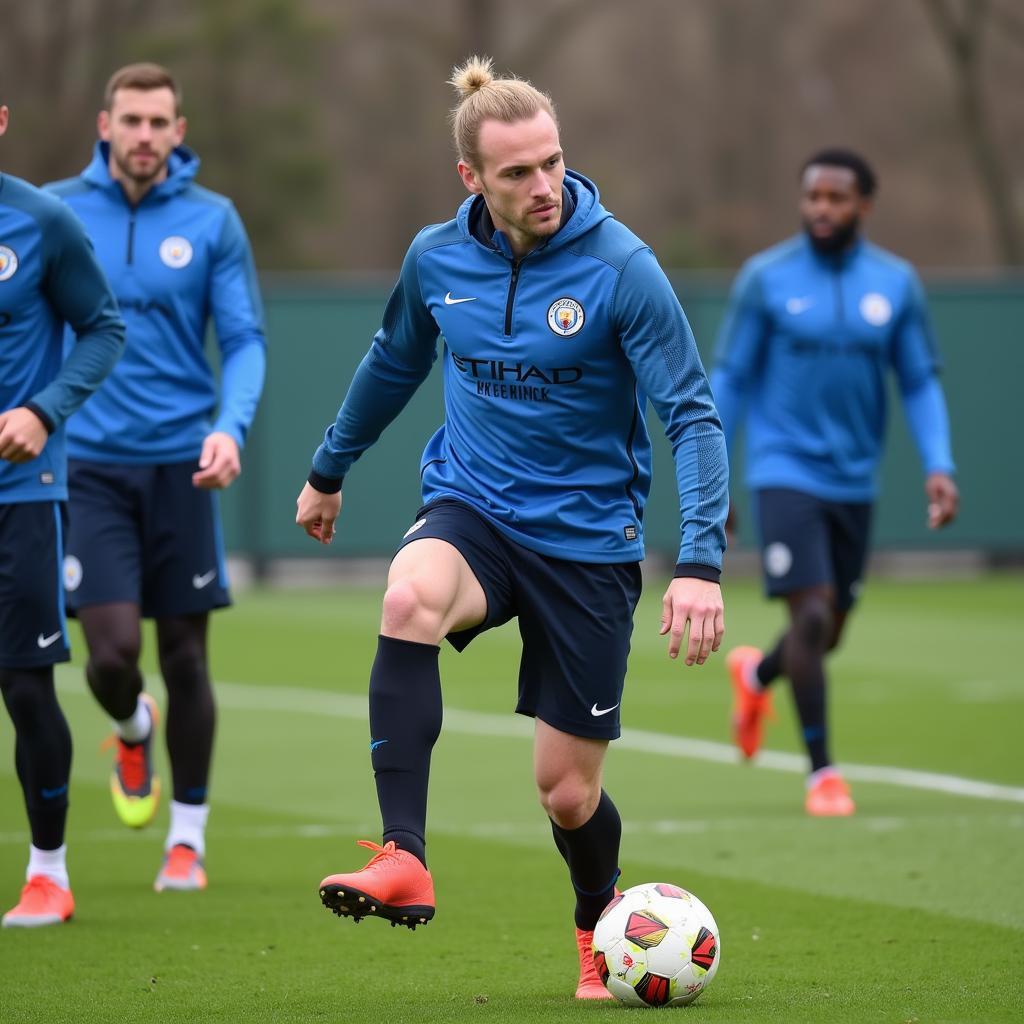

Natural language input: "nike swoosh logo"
[192,570,217,589]
[786,296,814,314]
[590,703,619,717]
[41,784,68,799]
[370,739,389,751]
[444,292,477,305]
[37,631,63,648]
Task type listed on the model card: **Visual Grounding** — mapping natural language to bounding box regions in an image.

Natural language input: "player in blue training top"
[711,149,958,817]
[295,57,728,1000]
[1,98,125,927]
[46,63,265,890]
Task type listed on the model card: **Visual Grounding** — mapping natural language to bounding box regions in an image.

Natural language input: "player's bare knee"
[538,776,599,829]
[380,578,445,640]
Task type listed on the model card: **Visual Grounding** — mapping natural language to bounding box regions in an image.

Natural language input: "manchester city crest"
[0,245,19,281]
[546,297,585,337]
[159,235,193,269]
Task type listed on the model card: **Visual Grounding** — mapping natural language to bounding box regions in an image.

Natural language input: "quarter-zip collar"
[80,141,200,206]
[460,169,609,259]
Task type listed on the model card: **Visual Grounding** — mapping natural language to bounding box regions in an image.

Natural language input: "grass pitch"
[1,574,1022,1022]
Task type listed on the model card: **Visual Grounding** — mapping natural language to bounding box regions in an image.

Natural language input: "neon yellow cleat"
[106,692,161,829]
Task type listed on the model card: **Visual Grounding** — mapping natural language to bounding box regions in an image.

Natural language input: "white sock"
[166,801,209,857]
[115,695,152,744]
[806,766,838,789]
[27,844,69,890]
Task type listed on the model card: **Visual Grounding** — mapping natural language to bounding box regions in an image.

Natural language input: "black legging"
[1,666,72,850]
[79,604,215,805]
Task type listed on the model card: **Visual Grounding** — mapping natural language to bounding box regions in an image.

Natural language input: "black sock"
[756,633,786,687]
[792,671,829,772]
[1,668,72,850]
[369,635,442,868]
[550,790,622,931]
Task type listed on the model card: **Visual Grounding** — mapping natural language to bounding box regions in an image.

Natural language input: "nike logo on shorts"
[590,703,619,717]
[37,631,63,649]
[192,570,217,589]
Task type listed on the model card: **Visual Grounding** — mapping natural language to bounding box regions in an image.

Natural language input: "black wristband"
[673,562,721,584]
[307,469,343,494]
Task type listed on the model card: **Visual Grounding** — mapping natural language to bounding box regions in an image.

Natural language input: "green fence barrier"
[221,274,1024,562]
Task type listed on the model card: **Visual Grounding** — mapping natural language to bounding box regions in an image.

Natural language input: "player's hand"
[0,407,49,463]
[660,578,725,666]
[296,481,342,545]
[193,432,241,489]
[925,472,959,529]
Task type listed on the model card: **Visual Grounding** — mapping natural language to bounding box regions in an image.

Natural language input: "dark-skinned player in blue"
[711,149,958,816]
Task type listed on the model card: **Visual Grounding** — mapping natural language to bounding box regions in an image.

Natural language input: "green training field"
[1,575,1022,1023]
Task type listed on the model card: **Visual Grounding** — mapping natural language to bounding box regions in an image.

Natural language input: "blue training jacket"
[711,234,954,503]
[0,172,124,503]
[46,143,266,463]
[310,171,728,576]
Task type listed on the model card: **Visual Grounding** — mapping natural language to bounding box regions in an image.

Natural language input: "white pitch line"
[54,674,1024,806]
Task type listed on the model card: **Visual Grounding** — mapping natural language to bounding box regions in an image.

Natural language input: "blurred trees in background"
[1,0,1021,271]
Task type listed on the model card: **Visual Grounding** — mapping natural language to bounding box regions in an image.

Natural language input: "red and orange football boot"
[805,770,855,817]
[726,645,774,759]
[318,840,434,930]
[575,927,614,999]
[2,876,74,928]
[154,844,208,892]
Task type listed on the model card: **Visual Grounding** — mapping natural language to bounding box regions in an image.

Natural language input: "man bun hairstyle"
[103,62,181,115]
[802,148,877,197]
[448,55,557,170]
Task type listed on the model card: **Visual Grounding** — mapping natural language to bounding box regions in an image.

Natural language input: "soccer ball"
[591,882,720,1007]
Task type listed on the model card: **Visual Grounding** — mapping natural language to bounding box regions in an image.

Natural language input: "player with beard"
[45,63,266,889]
[296,56,728,998]
[711,149,958,815]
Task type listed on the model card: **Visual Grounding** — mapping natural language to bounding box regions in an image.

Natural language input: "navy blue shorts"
[0,502,70,668]
[65,459,230,618]
[754,488,873,611]
[397,499,643,740]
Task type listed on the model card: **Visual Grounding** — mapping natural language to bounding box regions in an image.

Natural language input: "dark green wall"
[221,276,1024,560]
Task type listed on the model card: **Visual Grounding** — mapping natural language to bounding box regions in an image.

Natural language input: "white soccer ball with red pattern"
[591,881,720,1007]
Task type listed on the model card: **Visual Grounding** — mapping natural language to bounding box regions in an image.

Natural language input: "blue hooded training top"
[711,234,954,503]
[310,171,728,577]
[1,172,124,503]
[46,142,265,463]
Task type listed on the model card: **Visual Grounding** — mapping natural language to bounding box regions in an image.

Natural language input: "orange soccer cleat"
[318,840,435,930]
[805,770,856,817]
[575,927,614,1000]
[2,875,74,928]
[726,645,774,759]
[154,844,208,892]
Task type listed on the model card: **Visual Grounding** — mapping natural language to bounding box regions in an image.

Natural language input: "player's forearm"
[310,343,430,483]
[27,324,125,431]
[901,375,955,475]
[673,419,729,577]
[213,337,266,445]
